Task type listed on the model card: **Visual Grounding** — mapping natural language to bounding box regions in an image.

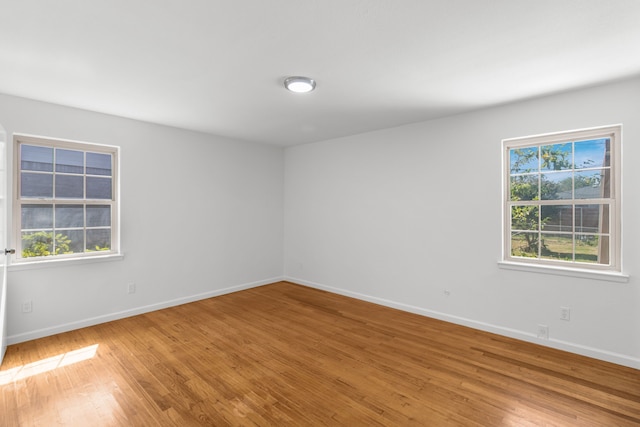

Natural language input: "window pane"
[510,175,538,201]
[86,152,112,176]
[511,205,538,231]
[55,205,84,228]
[21,173,53,198]
[541,205,572,232]
[86,229,111,251]
[510,147,538,173]
[540,234,573,261]
[575,204,609,234]
[541,143,572,171]
[86,177,112,199]
[575,138,610,169]
[22,204,53,229]
[22,231,54,257]
[21,145,53,172]
[574,170,605,199]
[86,205,111,227]
[56,149,84,174]
[55,175,84,198]
[511,232,538,258]
[575,235,607,264]
[57,229,84,253]
[541,172,572,200]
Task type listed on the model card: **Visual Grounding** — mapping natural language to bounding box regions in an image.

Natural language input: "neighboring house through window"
[14,134,119,262]
[503,125,621,272]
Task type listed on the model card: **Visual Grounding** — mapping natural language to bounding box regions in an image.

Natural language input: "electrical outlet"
[127,283,136,294]
[560,307,571,321]
[537,324,549,340]
[22,300,32,313]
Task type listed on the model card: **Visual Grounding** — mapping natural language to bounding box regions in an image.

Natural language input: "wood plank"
[1,281,638,426]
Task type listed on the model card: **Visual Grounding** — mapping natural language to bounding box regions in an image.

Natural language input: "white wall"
[0,94,284,343]
[284,77,640,368]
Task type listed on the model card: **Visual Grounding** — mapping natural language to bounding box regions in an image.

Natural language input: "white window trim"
[501,125,624,278]
[497,260,629,283]
[12,133,120,265]
[8,253,125,271]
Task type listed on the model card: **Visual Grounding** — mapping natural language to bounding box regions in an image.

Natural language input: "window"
[14,134,119,262]
[503,125,621,272]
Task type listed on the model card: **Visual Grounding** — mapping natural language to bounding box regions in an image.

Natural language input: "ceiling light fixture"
[284,76,316,93]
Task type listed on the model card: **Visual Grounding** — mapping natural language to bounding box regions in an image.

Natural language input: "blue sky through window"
[510,138,609,174]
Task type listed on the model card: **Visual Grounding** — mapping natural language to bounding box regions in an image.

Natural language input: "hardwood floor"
[1,281,639,426]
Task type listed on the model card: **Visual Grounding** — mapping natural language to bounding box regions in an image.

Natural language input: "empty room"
[1,1,639,425]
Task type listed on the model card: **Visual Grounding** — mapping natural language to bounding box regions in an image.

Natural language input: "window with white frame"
[503,125,621,272]
[14,134,119,262]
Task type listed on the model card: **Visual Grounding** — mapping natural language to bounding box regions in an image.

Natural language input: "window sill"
[8,253,124,272]
[497,261,629,283]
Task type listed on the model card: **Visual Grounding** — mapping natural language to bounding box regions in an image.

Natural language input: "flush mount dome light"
[284,76,316,93]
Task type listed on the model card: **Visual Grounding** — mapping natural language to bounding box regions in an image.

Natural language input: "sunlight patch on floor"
[0,344,98,385]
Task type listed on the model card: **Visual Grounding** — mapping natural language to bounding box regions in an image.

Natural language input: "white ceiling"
[1,1,639,146]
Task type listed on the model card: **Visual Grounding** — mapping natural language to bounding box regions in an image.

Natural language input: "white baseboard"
[7,276,284,345]
[284,276,640,370]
